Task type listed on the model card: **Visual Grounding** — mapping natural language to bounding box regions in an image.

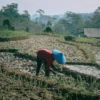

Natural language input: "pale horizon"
[0,0,100,16]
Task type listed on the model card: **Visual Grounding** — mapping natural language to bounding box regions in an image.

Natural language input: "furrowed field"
[0,30,100,100]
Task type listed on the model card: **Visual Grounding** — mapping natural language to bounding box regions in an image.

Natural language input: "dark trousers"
[36,57,50,77]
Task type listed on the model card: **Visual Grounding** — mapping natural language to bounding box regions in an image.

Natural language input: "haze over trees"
[0,3,100,35]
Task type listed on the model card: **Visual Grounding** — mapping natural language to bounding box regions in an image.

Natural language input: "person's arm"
[50,68,56,75]
[46,63,56,75]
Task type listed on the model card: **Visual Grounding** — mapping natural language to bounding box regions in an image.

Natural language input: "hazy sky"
[0,0,100,15]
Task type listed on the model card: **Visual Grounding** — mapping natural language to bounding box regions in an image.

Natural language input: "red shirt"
[37,49,55,71]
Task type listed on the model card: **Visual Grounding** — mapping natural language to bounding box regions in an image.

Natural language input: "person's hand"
[52,70,56,75]
[63,64,66,68]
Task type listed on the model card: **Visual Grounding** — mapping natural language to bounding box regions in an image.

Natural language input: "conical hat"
[52,49,66,64]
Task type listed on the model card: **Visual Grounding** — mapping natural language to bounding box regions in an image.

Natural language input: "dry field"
[0,35,100,77]
[0,35,95,62]
[0,35,100,99]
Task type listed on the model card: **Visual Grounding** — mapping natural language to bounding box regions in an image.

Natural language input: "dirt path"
[0,52,36,75]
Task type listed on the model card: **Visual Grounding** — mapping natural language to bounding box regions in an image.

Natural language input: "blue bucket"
[52,49,66,64]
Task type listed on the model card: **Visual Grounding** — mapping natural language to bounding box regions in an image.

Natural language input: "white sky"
[0,0,100,15]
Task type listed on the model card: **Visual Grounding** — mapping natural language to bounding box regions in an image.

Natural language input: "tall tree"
[36,9,44,16]
[85,7,100,28]
[65,11,84,34]
[91,7,100,28]
[54,12,85,35]
[22,10,30,19]
[36,9,45,23]
[1,3,19,17]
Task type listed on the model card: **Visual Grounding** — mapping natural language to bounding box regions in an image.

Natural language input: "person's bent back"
[36,49,56,77]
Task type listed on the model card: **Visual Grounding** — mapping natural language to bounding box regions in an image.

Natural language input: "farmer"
[36,49,66,77]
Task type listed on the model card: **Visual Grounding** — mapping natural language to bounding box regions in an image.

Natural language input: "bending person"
[36,49,66,77]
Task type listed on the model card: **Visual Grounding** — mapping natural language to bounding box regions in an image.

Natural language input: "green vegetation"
[0,30,29,38]
[0,34,100,99]
[0,30,29,41]
[0,3,100,35]
[0,3,47,33]
[64,35,75,41]
[0,64,100,100]
[0,3,100,99]
[63,35,100,44]
[75,37,100,44]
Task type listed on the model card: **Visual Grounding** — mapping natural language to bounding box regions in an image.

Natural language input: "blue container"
[52,49,66,64]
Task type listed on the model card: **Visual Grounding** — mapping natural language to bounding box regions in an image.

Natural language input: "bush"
[3,19,11,28]
[9,26,15,31]
[26,27,29,32]
[44,27,53,33]
[83,35,87,37]
[64,36,75,41]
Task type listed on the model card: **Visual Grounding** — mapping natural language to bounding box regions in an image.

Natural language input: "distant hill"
[30,13,65,24]
[30,14,40,20]
[30,13,93,24]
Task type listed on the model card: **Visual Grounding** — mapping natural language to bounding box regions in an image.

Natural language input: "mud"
[0,52,100,79]
[0,52,37,75]
[65,65,100,78]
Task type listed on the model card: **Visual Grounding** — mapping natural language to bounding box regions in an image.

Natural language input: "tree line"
[0,3,100,35]
[0,3,31,31]
[54,7,100,35]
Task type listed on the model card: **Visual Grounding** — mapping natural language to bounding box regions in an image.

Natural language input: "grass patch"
[0,30,29,41]
[0,30,29,38]
[75,37,100,44]
[63,34,100,45]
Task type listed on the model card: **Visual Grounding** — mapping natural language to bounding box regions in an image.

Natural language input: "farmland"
[0,33,100,100]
